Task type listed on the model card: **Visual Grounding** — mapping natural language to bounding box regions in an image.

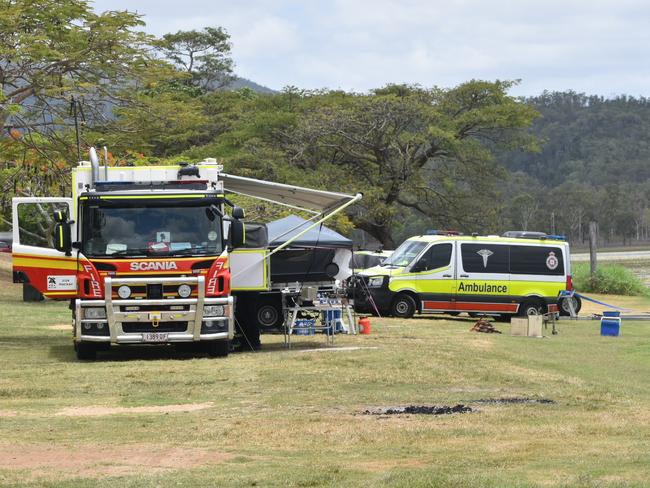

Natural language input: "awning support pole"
[231,193,363,279]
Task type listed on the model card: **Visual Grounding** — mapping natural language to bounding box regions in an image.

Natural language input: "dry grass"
[1,268,650,486]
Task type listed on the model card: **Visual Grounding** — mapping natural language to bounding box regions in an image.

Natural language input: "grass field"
[2,266,650,487]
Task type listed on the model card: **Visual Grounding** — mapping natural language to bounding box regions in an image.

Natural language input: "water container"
[600,317,621,337]
[323,310,343,334]
[294,319,316,335]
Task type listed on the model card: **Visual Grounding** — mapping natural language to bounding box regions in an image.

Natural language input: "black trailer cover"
[266,215,352,249]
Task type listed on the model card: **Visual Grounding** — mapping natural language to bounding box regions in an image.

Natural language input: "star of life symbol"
[546,251,559,270]
[477,249,493,268]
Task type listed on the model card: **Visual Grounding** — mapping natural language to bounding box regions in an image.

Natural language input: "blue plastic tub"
[294,319,316,335]
[322,310,343,334]
[600,317,621,336]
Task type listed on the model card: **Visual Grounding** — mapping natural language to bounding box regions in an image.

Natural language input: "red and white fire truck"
[12,148,360,360]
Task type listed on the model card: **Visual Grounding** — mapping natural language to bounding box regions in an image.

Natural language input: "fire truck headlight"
[117,285,132,299]
[178,284,192,298]
[203,305,225,317]
[84,307,106,319]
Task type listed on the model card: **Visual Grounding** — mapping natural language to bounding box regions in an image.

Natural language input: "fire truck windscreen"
[80,198,224,258]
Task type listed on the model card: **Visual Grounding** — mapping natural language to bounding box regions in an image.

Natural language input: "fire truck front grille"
[111,284,198,299]
[119,304,190,312]
[121,321,188,333]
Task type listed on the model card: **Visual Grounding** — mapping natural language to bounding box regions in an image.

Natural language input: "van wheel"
[391,294,416,318]
[558,296,582,316]
[519,300,544,317]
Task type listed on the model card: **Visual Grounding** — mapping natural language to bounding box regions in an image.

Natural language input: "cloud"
[91,0,650,96]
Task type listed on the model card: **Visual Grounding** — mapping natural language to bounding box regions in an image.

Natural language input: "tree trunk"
[355,220,396,249]
[589,221,598,277]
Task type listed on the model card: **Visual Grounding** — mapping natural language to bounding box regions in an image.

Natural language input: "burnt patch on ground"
[473,397,555,405]
[365,404,472,416]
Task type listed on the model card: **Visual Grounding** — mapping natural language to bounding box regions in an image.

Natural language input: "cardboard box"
[527,315,543,338]
[511,317,528,336]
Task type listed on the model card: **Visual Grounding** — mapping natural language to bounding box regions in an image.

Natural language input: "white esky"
[92,0,650,97]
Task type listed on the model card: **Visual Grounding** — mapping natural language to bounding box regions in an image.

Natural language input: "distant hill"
[225,77,276,94]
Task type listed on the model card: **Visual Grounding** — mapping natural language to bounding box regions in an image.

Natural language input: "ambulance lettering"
[129,261,178,271]
[458,282,508,293]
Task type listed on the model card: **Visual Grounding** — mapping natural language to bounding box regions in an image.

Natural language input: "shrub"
[572,262,649,296]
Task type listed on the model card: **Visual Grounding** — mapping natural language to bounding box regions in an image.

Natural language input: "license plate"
[142,332,168,342]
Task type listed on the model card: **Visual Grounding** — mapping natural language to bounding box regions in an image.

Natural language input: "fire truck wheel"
[256,301,282,329]
[390,294,416,318]
[75,342,97,361]
[558,296,581,316]
[206,340,230,357]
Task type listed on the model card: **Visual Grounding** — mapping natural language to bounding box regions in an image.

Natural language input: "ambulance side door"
[410,242,456,311]
[12,197,77,299]
[455,242,512,313]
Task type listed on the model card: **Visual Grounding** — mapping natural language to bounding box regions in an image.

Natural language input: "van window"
[417,243,452,271]
[461,244,509,273]
[510,245,564,275]
[383,241,427,267]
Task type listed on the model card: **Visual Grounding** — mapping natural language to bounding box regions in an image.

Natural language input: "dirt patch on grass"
[473,397,555,405]
[354,458,426,472]
[365,404,472,415]
[55,402,213,417]
[0,443,232,479]
[295,346,379,353]
[0,410,18,417]
[47,323,71,330]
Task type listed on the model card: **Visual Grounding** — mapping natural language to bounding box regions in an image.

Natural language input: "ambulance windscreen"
[382,241,427,267]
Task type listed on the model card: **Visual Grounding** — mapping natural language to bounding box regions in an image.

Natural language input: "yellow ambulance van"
[353,232,579,318]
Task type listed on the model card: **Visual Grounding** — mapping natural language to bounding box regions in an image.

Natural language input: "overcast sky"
[93,0,650,97]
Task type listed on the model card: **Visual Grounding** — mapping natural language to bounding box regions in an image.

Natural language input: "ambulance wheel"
[391,294,416,318]
[75,342,97,361]
[206,340,230,357]
[558,296,581,316]
[519,300,544,317]
[448,312,460,317]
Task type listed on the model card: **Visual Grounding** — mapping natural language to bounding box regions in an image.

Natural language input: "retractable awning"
[220,173,356,213]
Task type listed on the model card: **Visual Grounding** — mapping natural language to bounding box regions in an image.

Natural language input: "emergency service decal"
[546,251,559,270]
[476,249,493,268]
[47,275,77,291]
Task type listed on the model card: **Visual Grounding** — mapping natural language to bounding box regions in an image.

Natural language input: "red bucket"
[358,316,371,335]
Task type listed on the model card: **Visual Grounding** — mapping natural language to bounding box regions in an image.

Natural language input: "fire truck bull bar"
[75,275,234,344]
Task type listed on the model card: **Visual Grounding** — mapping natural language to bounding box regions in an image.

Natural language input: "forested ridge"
[2,0,649,248]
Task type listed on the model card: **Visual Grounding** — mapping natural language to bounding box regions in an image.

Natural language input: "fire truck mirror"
[230,220,245,248]
[53,222,72,256]
[52,210,67,223]
[232,206,246,220]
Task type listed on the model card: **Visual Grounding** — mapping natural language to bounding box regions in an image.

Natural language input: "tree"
[0,0,175,192]
[156,27,234,91]
[278,82,539,247]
